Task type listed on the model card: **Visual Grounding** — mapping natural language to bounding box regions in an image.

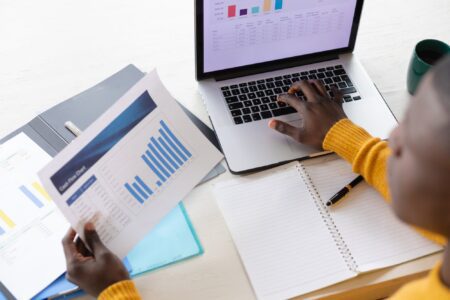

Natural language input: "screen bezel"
[195,0,364,80]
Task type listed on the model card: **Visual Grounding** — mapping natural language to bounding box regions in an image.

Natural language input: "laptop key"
[270,95,277,102]
[335,65,343,69]
[252,113,262,121]
[243,115,252,123]
[257,79,265,84]
[258,84,267,90]
[261,111,272,119]
[239,83,247,87]
[240,87,249,93]
[325,71,334,77]
[229,103,243,110]
[326,66,334,70]
[332,77,341,83]
[308,75,317,80]
[275,76,282,80]
[340,87,357,95]
[239,94,248,101]
[260,104,269,111]
[231,109,242,116]
[226,96,239,104]
[317,73,325,79]
[249,86,258,92]
[221,86,230,91]
[266,82,275,88]
[300,76,308,81]
[283,75,292,79]
[324,78,333,84]
[292,73,300,77]
[242,107,251,114]
[318,68,326,72]
[272,107,297,116]
[230,84,238,89]
[223,90,232,97]
[256,91,265,97]
[244,101,252,107]
[275,81,283,87]
[248,93,257,99]
[338,82,347,89]
[233,117,243,124]
[248,81,256,85]
[232,89,240,95]
[269,102,278,109]
[265,90,274,96]
[292,77,300,82]
[262,97,271,104]
[353,96,362,101]
[266,78,274,82]
[251,106,261,113]
[282,86,289,92]
[253,99,262,105]
[344,96,352,102]
[333,69,346,76]
[274,87,282,94]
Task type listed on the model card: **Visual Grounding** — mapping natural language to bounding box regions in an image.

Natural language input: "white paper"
[214,162,354,300]
[39,70,223,258]
[0,133,68,300]
[303,156,442,272]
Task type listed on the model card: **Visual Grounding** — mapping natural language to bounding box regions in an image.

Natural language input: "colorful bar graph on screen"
[275,0,283,10]
[0,210,15,228]
[19,185,44,208]
[240,9,247,16]
[125,120,192,204]
[32,182,52,202]
[263,0,272,12]
[252,7,260,14]
[227,5,236,17]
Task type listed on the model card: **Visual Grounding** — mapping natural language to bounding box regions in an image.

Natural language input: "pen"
[326,175,364,207]
[64,121,82,137]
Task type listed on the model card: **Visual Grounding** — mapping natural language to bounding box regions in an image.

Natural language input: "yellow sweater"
[98,119,449,299]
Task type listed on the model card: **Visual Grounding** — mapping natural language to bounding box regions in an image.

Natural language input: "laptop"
[195,0,397,174]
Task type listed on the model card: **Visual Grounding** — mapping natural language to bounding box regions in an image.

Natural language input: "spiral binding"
[296,163,358,272]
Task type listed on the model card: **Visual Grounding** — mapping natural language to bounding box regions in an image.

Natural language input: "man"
[62,56,450,299]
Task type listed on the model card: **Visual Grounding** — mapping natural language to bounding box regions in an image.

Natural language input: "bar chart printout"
[125,120,193,204]
[0,133,68,300]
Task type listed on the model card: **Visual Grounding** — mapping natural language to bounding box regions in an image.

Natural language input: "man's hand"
[62,223,130,297]
[268,80,347,149]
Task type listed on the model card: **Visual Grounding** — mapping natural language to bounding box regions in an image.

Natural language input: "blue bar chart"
[124,120,193,204]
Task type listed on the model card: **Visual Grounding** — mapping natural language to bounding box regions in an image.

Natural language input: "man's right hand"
[62,223,130,297]
[268,80,347,149]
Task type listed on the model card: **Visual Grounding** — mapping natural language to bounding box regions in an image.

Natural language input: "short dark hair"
[432,55,450,111]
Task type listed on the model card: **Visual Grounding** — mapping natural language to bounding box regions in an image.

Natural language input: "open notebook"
[214,155,442,300]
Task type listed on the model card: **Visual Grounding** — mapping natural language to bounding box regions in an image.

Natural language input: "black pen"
[326,175,364,207]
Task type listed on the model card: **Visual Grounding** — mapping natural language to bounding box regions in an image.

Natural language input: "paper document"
[39,70,223,258]
[0,133,68,300]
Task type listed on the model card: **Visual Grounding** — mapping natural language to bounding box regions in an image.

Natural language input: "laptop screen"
[203,0,359,73]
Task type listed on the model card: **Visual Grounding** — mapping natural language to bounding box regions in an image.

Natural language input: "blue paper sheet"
[30,203,202,299]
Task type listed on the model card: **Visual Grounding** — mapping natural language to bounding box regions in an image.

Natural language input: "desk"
[0,0,449,299]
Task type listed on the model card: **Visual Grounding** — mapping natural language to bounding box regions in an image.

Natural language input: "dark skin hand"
[269,73,450,288]
[62,223,130,297]
[268,80,347,149]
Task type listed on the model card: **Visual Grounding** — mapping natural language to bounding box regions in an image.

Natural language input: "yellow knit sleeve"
[323,119,391,199]
[390,263,450,299]
[98,280,142,300]
[323,119,446,246]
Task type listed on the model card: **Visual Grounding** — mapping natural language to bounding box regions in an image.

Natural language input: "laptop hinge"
[215,54,339,82]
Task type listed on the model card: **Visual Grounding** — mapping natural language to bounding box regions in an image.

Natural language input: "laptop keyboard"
[220,65,362,125]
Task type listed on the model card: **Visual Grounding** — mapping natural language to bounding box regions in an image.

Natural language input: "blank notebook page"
[304,156,442,272]
[214,162,354,300]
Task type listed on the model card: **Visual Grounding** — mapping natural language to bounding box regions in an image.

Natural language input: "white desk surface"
[0,0,449,299]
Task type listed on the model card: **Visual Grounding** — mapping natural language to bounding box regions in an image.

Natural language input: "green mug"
[407,39,450,95]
